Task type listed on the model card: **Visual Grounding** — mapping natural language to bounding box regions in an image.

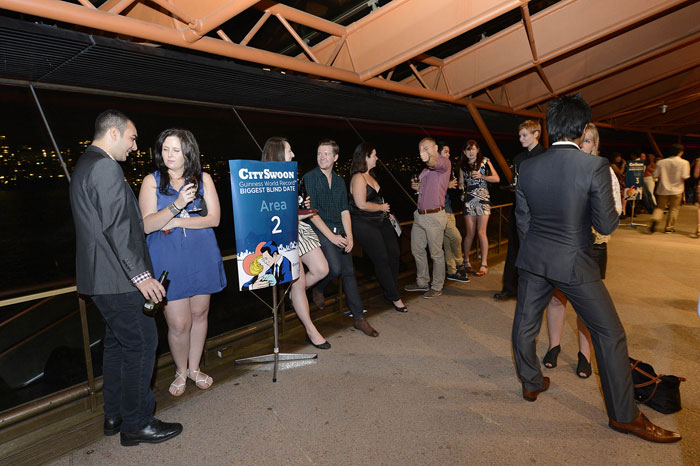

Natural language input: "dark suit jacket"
[70,145,152,295]
[514,143,619,285]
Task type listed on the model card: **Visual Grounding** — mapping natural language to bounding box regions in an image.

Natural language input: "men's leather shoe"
[312,289,325,309]
[120,418,183,446]
[493,290,515,301]
[104,416,122,436]
[609,412,681,443]
[353,318,379,337]
[522,377,550,402]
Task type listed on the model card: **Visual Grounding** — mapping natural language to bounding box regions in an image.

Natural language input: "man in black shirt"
[494,120,545,301]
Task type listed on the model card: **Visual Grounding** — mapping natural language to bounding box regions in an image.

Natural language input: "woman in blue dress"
[138,129,226,396]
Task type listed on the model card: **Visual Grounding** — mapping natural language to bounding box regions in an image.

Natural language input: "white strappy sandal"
[188,369,213,390]
[169,370,186,397]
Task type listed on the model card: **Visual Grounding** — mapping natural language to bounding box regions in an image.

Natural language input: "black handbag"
[629,358,685,414]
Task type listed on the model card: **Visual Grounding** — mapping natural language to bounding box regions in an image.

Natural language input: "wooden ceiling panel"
[510,3,700,108]
[590,66,700,123]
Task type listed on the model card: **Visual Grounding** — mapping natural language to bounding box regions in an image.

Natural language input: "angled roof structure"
[1,0,698,138]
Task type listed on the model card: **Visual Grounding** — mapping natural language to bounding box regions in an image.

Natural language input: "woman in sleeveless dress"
[349,143,407,312]
[138,129,226,396]
[261,137,330,349]
[458,139,500,277]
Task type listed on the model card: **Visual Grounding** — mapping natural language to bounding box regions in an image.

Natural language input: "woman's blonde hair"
[584,123,599,156]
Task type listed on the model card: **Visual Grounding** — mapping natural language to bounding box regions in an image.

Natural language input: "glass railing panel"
[0,292,95,413]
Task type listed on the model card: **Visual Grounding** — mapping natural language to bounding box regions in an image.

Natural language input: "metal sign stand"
[620,197,645,228]
[235,284,317,382]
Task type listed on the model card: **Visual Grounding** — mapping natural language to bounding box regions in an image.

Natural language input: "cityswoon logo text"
[237,167,297,195]
[238,168,295,180]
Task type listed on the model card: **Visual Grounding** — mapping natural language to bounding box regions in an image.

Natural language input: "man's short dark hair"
[546,95,591,143]
[437,141,449,153]
[261,241,279,256]
[94,109,131,140]
[317,139,339,156]
[670,143,684,156]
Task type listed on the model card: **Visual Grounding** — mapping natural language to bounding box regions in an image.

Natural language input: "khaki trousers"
[411,210,447,291]
[443,213,463,274]
[652,193,682,230]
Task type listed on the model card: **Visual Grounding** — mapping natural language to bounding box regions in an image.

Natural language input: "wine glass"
[187,177,202,213]
[411,174,420,196]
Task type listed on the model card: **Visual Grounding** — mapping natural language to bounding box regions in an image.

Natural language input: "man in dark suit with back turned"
[70,110,183,446]
[511,95,680,443]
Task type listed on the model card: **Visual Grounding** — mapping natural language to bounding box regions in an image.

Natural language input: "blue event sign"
[229,160,299,291]
[624,161,645,200]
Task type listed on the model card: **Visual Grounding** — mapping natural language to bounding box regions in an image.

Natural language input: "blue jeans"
[92,291,158,433]
[314,232,364,319]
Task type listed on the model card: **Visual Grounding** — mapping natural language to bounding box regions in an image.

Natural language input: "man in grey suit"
[70,110,182,446]
[512,95,680,443]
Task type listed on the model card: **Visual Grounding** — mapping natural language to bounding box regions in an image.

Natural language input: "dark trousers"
[315,232,364,320]
[92,291,158,433]
[511,269,638,422]
[501,209,519,294]
[352,216,401,302]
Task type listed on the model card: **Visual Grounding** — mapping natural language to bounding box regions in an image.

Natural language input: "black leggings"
[352,215,401,302]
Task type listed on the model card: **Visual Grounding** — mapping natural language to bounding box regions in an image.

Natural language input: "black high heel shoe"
[576,351,592,378]
[543,345,561,368]
[306,336,331,350]
[392,303,408,313]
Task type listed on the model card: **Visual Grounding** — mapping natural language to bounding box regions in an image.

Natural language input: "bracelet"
[168,202,181,215]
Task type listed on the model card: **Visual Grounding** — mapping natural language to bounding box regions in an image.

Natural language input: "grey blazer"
[70,146,152,295]
[514,144,619,285]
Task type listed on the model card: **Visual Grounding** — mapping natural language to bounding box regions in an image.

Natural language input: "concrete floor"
[49,206,700,465]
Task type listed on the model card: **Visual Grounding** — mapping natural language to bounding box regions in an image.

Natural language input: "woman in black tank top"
[349,143,407,313]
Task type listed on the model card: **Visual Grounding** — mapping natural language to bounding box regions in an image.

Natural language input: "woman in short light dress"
[458,139,500,277]
[261,137,330,349]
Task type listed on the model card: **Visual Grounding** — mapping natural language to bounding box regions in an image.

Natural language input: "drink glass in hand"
[187,177,202,213]
[411,174,420,195]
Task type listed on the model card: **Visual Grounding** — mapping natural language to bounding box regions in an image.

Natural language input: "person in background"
[437,142,469,283]
[494,120,544,301]
[71,110,182,446]
[512,94,680,443]
[542,123,621,378]
[649,143,690,234]
[303,139,379,337]
[458,139,500,277]
[139,128,227,396]
[261,137,330,349]
[692,157,700,238]
[349,142,407,312]
[642,152,657,211]
[405,137,451,298]
[610,153,627,218]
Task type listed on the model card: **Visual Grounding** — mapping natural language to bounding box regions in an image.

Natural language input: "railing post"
[78,296,97,412]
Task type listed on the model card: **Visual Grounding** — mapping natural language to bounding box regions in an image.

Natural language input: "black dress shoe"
[104,416,122,436]
[493,290,515,301]
[522,377,550,402]
[306,336,331,349]
[120,418,183,447]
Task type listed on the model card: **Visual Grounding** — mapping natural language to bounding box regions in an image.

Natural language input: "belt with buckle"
[417,207,444,214]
